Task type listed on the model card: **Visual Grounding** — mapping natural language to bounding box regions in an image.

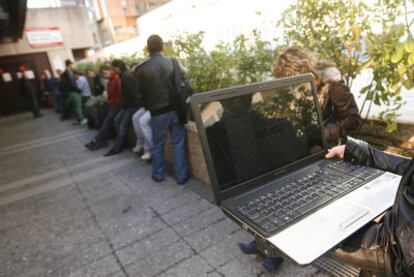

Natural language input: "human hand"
[325,145,345,160]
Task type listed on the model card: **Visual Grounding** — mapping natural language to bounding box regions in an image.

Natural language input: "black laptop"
[190,74,400,264]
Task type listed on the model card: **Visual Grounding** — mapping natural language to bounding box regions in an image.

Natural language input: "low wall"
[357,120,414,157]
[165,122,210,185]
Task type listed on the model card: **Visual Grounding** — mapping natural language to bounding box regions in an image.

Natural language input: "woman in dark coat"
[273,46,362,147]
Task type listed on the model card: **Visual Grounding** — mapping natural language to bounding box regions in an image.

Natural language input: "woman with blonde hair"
[273,46,361,147]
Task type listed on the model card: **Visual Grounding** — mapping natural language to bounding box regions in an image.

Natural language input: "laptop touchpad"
[339,203,369,230]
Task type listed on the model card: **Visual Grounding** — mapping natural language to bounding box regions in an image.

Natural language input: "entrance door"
[0,52,52,116]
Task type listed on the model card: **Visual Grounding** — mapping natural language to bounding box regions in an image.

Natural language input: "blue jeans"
[151,111,188,183]
[132,108,153,153]
[52,89,62,112]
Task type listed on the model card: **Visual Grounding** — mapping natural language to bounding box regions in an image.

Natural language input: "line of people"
[44,35,190,185]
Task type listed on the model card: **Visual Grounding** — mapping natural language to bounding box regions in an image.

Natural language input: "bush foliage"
[77,0,413,132]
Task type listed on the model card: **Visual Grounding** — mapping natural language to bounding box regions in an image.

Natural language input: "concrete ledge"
[165,121,211,185]
[357,120,414,156]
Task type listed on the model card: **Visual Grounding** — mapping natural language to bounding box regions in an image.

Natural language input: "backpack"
[170,58,193,124]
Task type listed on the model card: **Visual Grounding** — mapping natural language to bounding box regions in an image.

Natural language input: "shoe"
[84,140,97,150]
[262,257,284,273]
[238,240,259,255]
[72,121,80,125]
[177,174,190,185]
[152,176,164,183]
[140,152,152,161]
[80,118,88,125]
[132,145,144,153]
[86,140,107,151]
[104,149,121,157]
[34,113,43,118]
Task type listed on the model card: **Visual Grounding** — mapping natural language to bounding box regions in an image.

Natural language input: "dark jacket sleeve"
[325,82,362,141]
[121,72,142,109]
[344,137,411,175]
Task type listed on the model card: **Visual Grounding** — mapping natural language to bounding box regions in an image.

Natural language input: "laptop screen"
[200,81,324,192]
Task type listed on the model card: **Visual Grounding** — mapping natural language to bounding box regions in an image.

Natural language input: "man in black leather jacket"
[134,35,189,184]
[326,137,414,276]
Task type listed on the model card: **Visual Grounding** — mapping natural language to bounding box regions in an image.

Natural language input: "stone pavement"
[0,110,331,277]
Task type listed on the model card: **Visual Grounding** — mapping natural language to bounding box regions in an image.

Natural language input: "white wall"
[137,0,292,50]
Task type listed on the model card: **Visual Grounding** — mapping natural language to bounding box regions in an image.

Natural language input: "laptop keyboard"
[235,161,383,234]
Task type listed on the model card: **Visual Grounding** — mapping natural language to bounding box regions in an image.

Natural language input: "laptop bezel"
[190,73,329,204]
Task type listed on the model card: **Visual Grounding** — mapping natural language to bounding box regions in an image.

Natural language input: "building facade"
[0,4,94,115]
[84,0,171,47]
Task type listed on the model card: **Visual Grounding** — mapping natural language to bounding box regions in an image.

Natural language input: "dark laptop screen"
[201,81,324,191]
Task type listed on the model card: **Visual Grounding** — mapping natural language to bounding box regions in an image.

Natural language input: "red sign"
[25,27,64,48]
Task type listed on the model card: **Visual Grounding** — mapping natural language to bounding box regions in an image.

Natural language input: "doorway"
[0,52,52,116]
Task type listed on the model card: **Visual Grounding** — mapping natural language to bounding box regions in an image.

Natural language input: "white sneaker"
[141,152,152,161]
[133,145,144,153]
[80,118,88,125]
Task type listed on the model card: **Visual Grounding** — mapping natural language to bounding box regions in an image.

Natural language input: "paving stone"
[160,197,212,226]
[66,254,121,277]
[171,206,225,237]
[96,205,156,240]
[108,271,127,277]
[124,240,194,277]
[158,255,215,277]
[150,189,201,215]
[116,227,181,266]
[43,240,113,276]
[109,217,167,249]
[216,253,274,277]
[139,182,184,204]
[199,230,253,268]
[183,218,241,253]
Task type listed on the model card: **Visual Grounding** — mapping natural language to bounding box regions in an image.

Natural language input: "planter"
[357,120,414,157]
[165,121,211,185]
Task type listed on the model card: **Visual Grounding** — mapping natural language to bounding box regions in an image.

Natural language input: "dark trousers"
[23,93,41,118]
[95,107,121,143]
[110,108,138,152]
[60,94,71,119]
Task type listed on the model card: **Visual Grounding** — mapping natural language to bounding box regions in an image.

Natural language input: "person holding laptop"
[238,46,362,272]
[326,139,413,276]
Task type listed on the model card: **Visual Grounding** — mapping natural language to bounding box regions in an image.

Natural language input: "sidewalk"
[0,110,331,277]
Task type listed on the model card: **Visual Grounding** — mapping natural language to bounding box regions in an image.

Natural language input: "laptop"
[190,73,401,265]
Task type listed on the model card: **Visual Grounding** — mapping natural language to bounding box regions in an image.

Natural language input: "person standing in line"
[17,66,43,118]
[84,63,122,151]
[59,59,76,120]
[103,59,143,157]
[74,71,91,106]
[135,34,189,184]
[59,59,87,125]
[42,69,61,113]
[84,69,106,128]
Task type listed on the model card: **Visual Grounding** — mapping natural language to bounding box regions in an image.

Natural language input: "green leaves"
[280,0,410,133]
[391,45,404,63]
[404,39,414,53]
